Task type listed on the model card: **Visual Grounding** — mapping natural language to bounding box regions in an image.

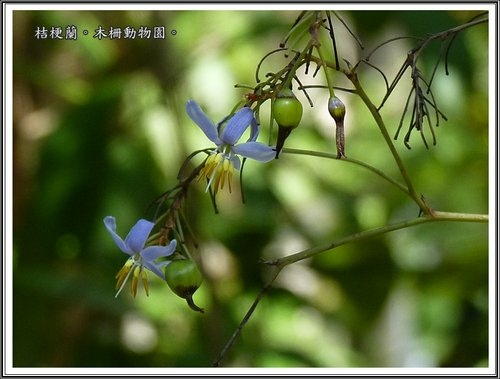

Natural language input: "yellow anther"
[220,159,230,190]
[198,152,237,194]
[227,161,234,193]
[141,270,149,297]
[131,266,141,297]
[115,259,134,290]
[199,153,222,183]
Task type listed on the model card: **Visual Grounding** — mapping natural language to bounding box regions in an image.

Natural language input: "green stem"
[315,44,335,97]
[348,72,432,215]
[267,211,488,269]
[214,210,487,366]
[212,265,282,367]
[281,40,313,90]
[281,147,410,196]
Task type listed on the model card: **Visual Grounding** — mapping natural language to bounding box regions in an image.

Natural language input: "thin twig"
[281,148,410,196]
[213,211,488,365]
[212,266,282,367]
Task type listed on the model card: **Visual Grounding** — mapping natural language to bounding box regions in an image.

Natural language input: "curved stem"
[211,14,489,367]
[267,211,488,269]
[212,265,282,367]
[213,210,487,365]
[281,147,410,196]
[347,72,432,215]
[315,44,335,97]
[282,40,313,90]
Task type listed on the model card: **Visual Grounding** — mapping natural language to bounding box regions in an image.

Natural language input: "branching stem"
[202,12,488,367]
[212,210,487,366]
[347,72,433,215]
[267,211,487,269]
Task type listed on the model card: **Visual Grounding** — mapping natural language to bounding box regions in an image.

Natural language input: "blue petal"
[221,107,254,145]
[142,260,166,280]
[124,219,154,253]
[248,117,259,142]
[232,142,276,162]
[141,240,177,261]
[156,260,172,269]
[231,155,241,171]
[103,216,133,256]
[186,100,220,144]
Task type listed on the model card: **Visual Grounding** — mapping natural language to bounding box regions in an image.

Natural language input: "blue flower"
[186,100,275,193]
[104,216,176,297]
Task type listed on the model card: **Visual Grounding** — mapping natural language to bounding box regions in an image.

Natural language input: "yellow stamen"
[198,154,221,183]
[198,153,236,194]
[227,161,234,193]
[115,259,134,291]
[220,159,230,190]
[131,266,141,297]
[213,164,223,192]
[141,270,149,296]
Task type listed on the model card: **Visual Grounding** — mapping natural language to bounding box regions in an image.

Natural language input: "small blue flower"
[104,216,176,297]
[186,100,275,193]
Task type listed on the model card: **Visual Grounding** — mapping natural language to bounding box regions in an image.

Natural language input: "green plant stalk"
[281,147,410,196]
[315,44,335,97]
[267,102,275,146]
[281,40,313,90]
[347,72,432,215]
[212,265,281,367]
[213,209,488,366]
[269,211,488,268]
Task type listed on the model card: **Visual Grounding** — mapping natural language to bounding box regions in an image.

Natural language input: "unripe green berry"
[272,89,303,129]
[165,259,204,313]
[328,96,346,121]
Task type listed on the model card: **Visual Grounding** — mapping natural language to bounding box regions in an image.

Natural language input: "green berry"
[165,259,204,313]
[272,89,303,129]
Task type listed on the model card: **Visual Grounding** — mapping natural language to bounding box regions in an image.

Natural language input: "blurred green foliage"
[12,9,488,368]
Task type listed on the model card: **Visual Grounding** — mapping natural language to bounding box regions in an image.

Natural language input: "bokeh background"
[12,9,489,368]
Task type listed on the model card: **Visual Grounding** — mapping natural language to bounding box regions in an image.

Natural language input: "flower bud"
[328,96,346,122]
[328,96,346,158]
[165,259,204,313]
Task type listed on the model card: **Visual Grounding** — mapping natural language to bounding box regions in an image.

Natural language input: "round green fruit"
[272,89,303,128]
[165,259,204,313]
